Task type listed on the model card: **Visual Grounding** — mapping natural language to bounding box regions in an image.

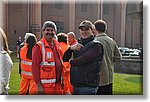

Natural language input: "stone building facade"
[0,0,143,51]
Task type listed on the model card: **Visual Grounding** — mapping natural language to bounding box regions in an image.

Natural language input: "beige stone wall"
[2,1,142,50]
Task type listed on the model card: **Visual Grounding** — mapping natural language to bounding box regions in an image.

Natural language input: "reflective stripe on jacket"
[37,37,64,88]
[20,43,33,79]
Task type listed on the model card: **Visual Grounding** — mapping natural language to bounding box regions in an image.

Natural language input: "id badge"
[47,52,52,59]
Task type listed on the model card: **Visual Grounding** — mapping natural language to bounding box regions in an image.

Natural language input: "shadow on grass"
[11,52,19,63]
[124,76,143,84]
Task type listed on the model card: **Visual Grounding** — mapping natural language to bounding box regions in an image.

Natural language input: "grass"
[8,53,143,95]
[113,73,143,95]
[9,53,21,95]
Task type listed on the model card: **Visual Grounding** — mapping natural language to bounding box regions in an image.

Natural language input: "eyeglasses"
[80,28,89,31]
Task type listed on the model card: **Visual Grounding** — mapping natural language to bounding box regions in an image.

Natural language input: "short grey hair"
[42,21,57,31]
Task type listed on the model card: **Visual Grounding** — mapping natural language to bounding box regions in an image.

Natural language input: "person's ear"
[42,29,44,34]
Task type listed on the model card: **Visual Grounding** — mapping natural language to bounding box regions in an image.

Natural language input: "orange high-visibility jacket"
[37,37,64,90]
[59,42,73,94]
[59,42,70,73]
[20,43,33,79]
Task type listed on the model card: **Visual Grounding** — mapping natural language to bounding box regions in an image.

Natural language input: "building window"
[54,21,64,34]
[103,3,109,15]
[55,3,63,9]
[81,4,87,12]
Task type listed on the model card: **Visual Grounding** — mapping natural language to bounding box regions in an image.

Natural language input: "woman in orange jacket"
[57,33,73,94]
[19,33,37,95]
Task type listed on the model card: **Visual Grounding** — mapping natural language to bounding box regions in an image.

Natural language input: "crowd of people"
[0,19,122,95]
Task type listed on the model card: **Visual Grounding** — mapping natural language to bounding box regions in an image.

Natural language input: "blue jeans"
[73,86,98,95]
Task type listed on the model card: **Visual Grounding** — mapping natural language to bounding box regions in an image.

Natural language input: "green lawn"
[9,53,21,95]
[8,53,143,95]
[113,73,143,95]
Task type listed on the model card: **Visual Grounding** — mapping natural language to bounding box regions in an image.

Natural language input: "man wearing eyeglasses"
[32,21,65,95]
[63,20,104,95]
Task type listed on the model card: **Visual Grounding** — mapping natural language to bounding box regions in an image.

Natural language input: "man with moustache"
[32,21,65,95]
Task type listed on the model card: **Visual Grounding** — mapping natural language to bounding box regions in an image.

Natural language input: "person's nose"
[50,30,54,33]
[46,29,54,33]
[82,31,86,34]
[47,30,52,33]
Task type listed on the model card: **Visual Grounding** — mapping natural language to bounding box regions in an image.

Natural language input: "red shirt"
[70,39,77,46]
[32,45,42,84]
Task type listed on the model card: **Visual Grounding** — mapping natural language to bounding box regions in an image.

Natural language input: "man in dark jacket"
[63,20,103,95]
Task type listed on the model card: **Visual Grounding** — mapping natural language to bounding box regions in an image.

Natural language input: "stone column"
[99,0,103,19]
[113,1,127,47]
[30,0,41,41]
[0,1,7,32]
[0,1,3,28]
[120,1,127,47]
[68,0,75,32]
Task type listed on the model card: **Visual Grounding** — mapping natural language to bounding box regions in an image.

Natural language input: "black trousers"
[96,83,113,95]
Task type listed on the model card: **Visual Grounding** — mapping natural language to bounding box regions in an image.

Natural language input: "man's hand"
[36,83,44,95]
[70,43,84,50]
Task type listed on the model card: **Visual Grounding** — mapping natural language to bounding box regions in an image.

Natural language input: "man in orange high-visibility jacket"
[57,33,73,94]
[19,33,37,95]
[32,21,66,95]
